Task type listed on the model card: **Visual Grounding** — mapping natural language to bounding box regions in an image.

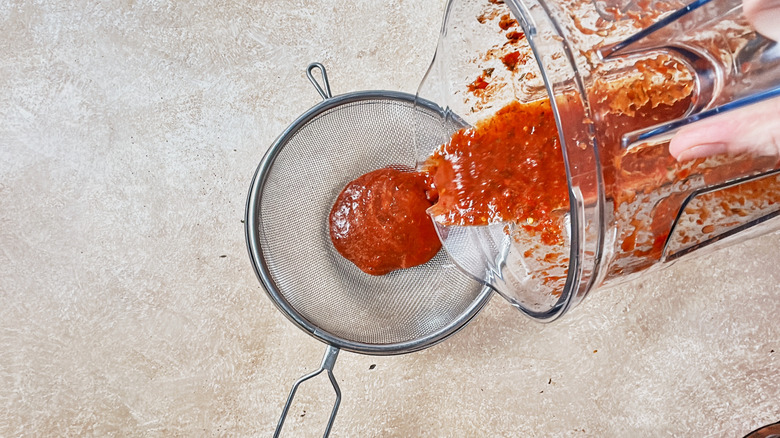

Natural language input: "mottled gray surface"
[1,0,778,436]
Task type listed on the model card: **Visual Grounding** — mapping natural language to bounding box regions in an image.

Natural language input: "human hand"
[743,0,780,41]
[668,0,780,161]
[668,96,780,161]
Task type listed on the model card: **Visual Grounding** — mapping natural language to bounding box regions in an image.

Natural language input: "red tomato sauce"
[425,99,569,246]
[329,99,569,274]
[329,167,441,275]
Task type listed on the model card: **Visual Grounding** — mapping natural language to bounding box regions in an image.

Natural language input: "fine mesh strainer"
[245,63,492,437]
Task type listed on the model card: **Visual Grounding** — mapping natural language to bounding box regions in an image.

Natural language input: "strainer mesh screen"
[255,96,485,346]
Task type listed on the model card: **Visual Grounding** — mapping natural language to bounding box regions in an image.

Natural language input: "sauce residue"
[506,30,526,42]
[498,13,518,30]
[467,68,494,95]
[501,51,526,70]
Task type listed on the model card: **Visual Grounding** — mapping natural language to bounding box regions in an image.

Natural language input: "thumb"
[743,0,780,41]
[669,97,780,161]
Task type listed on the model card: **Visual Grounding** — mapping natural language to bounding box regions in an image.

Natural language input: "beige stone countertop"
[1,0,778,436]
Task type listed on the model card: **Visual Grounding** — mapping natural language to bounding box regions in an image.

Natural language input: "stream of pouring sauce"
[329,99,568,275]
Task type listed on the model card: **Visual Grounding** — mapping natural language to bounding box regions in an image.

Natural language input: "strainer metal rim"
[245,89,493,355]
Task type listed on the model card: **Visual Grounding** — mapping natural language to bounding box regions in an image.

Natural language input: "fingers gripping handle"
[274,345,342,438]
[596,0,780,150]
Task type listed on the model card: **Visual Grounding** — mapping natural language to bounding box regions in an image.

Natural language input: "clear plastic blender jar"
[415,0,780,321]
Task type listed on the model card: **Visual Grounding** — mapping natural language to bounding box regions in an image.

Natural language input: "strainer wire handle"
[306,62,333,101]
[273,345,342,438]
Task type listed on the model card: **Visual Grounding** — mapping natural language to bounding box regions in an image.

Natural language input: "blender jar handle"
[620,87,780,150]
